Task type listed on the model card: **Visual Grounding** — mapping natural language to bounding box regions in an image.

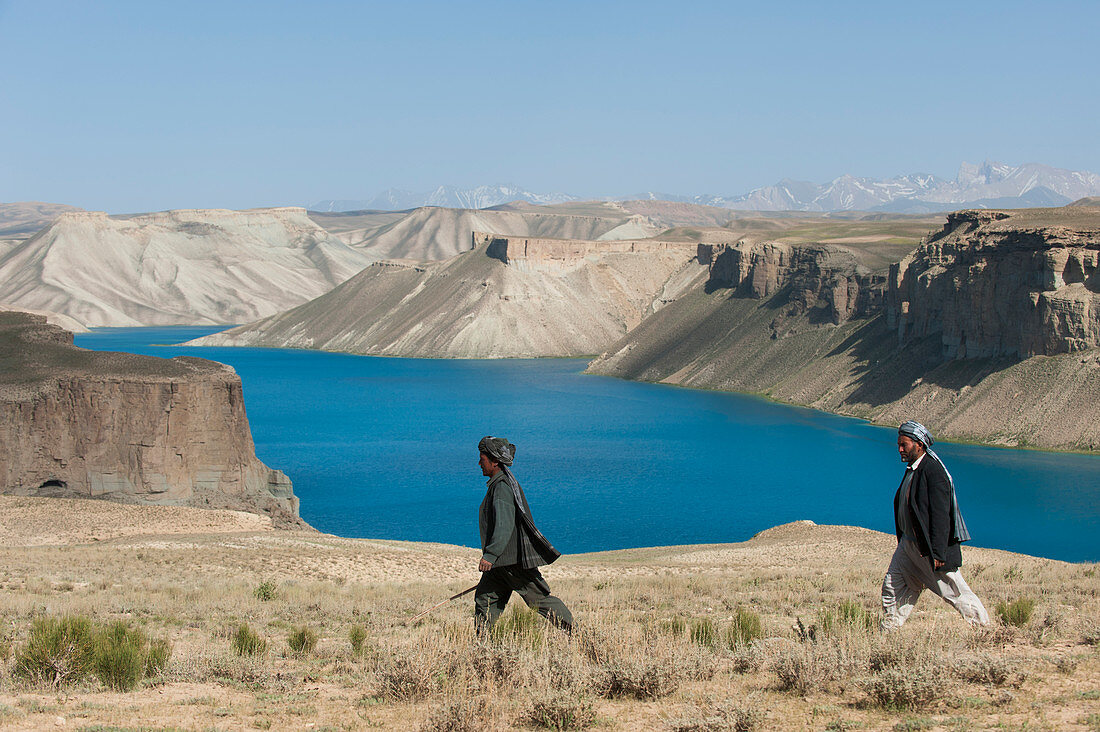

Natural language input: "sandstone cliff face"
[699,240,885,325]
[192,235,703,358]
[0,207,374,327]
[0,312,301,525]
[888,208,1100,358]
[590,206,1100,451]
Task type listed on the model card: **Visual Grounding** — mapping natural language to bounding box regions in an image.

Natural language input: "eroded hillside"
[0,207,375,326]
[191,234,705,358]
[590,206,1100,451]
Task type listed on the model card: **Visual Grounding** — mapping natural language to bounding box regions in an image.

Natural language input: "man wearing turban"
[881,421,989,629]
[474,436,573,633]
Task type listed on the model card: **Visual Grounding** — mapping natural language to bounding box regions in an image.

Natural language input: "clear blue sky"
[1,0,1097,213]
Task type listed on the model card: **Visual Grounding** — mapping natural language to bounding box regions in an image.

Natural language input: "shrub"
[595,657,679,700]
[421,697,493,732]
[773,642,850,694]
[667,700,764,731]
[231,624,267,657]
[861,667,939,711]
[287,626,318,656]
[730,644,764,674]
[954,653,1026,688]
[522,690,596,730]
[726,607,763,649]
[691,618,718,647]
[376,652,442,701]
[93,621,148,691]
[996,597,1035,627]
[470,640,520,685]
[349,625,367,656]
[253,580,278,602]
[13,615,95,688]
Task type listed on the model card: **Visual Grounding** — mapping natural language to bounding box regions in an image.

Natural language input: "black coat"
[893,452,964,572]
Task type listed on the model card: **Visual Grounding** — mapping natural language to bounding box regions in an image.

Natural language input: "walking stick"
[406,584,478,625]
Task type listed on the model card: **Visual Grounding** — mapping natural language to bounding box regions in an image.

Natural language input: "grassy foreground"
[0,498,1096,731]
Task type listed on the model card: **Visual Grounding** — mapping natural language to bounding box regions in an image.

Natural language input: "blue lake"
[75,327,1100,563]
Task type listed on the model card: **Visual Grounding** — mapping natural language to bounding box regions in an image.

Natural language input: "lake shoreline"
[74,327,1100,564]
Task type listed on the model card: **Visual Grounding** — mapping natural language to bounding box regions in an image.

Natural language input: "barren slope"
[310,203,659,260]
[0,207,375,326]
[191,237,704,358]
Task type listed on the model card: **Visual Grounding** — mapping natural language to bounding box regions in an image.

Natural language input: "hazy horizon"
[1,0,1097,213]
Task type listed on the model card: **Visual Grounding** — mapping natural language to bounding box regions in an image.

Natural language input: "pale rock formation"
[0,312,301,525]
[0,207,375,326]
[191,234,703,358]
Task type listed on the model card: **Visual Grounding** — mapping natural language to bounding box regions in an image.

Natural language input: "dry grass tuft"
[996,597,1035,627]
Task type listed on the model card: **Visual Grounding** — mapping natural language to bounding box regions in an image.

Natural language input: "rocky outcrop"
[698,240,885,325]
[190,235,704,358]
[0,312,302,526]
[888,207,1100,358]
[0,207,375,327]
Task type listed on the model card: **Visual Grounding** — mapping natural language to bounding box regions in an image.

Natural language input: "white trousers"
[880,537,990,630]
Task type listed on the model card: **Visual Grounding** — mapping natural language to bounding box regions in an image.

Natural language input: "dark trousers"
[474,565,573,632]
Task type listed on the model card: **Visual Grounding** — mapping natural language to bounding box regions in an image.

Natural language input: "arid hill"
[0,207,375,326]
[0,311,302,525]
[308,202,664,261]
[590,206,1100,451]
[190,234,704,358]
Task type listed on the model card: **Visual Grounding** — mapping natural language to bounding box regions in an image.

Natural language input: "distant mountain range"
[310,184,577,213]
[311,161,1100,214]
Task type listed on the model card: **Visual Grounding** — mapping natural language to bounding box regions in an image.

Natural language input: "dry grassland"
[0,498,1096,731]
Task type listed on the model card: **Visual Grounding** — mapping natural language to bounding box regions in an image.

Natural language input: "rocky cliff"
[590,206,1100,451]
[0,207,374,326]
[0,312,302,525]
[190,234,703,358]
[888,208,1100,358]
[698,240,885,325]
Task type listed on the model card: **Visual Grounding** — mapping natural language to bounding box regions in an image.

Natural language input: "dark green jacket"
[479,469,560,568]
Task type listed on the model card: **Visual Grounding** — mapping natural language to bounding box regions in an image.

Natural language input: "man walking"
[881,420,989,630]
[474,436,573,633]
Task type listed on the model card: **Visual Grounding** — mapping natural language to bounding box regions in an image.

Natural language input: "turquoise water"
[75,327,1100,562]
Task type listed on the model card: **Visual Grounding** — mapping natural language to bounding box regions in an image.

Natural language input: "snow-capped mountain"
[310,185,578,212]
[702,162,1100,213]
[310,162,1100,214]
